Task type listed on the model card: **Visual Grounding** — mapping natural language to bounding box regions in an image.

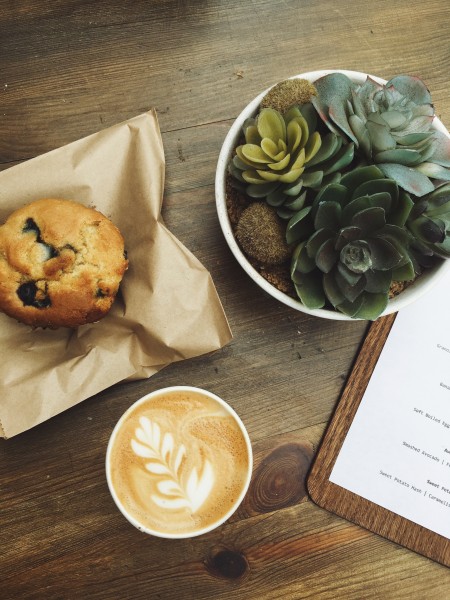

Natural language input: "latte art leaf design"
[131,416,214,513]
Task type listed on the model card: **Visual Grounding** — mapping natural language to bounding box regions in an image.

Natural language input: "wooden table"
[1,1,449,597]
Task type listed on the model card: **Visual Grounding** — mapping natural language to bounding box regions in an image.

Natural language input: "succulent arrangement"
[227,72,450,320]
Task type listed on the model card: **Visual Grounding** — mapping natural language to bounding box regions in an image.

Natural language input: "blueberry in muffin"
[0,198,128,328]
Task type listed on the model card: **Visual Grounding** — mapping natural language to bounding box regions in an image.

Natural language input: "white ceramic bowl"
[215,70,450,320]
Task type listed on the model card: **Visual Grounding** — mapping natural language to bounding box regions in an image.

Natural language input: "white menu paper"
[330,272,450,540]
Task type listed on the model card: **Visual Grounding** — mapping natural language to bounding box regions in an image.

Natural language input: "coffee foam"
[108,390,250,536]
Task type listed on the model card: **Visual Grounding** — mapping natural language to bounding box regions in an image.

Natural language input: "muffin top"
[0,198,128,328]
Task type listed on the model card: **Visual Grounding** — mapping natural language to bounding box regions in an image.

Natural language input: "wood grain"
[1,0,450,598]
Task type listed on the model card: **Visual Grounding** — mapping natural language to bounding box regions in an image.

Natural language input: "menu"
[329,271,450,540]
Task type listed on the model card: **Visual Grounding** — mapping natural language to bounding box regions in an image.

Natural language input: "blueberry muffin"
[0,198,128,328]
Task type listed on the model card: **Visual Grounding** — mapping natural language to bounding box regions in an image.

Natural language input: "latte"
[106,387,252,538]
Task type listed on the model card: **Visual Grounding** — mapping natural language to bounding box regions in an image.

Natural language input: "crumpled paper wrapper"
[0,110,232,438]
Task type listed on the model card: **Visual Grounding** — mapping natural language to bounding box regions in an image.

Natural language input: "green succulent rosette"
[228,104,354,215]
[289,166,419,320]
[311,73,450,197]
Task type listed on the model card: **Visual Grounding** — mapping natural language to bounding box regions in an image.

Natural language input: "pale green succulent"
[311,73,450,197]
[289,165,419,319]
[228,104,355,215]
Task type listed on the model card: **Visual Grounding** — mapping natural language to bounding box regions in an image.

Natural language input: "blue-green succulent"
[311,73,450,197]
[289,166,420,319]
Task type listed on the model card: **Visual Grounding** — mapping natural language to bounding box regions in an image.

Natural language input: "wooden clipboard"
[307,314,450,567]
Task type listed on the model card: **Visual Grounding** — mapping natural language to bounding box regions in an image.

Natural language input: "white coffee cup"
[106,386,253,539]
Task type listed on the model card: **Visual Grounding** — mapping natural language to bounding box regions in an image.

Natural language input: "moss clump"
[236,202,291,265]
[260,79,317,113]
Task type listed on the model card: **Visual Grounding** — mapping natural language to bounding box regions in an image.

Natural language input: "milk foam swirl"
[107,388,252,537]
[131,416,214,512]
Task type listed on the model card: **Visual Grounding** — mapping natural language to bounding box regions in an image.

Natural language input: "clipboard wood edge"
[307,313,450,568]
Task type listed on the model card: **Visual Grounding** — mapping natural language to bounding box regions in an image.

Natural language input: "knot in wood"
[249,443,311,513]
[204,546,249,580]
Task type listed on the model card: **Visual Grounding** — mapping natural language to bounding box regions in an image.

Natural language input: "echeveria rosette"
[289,166,419,320]
[408,182,450,259]
[311,73,450,197]
[228,104,355,218]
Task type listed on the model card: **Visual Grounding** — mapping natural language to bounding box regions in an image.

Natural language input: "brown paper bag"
[0,111,232,438]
